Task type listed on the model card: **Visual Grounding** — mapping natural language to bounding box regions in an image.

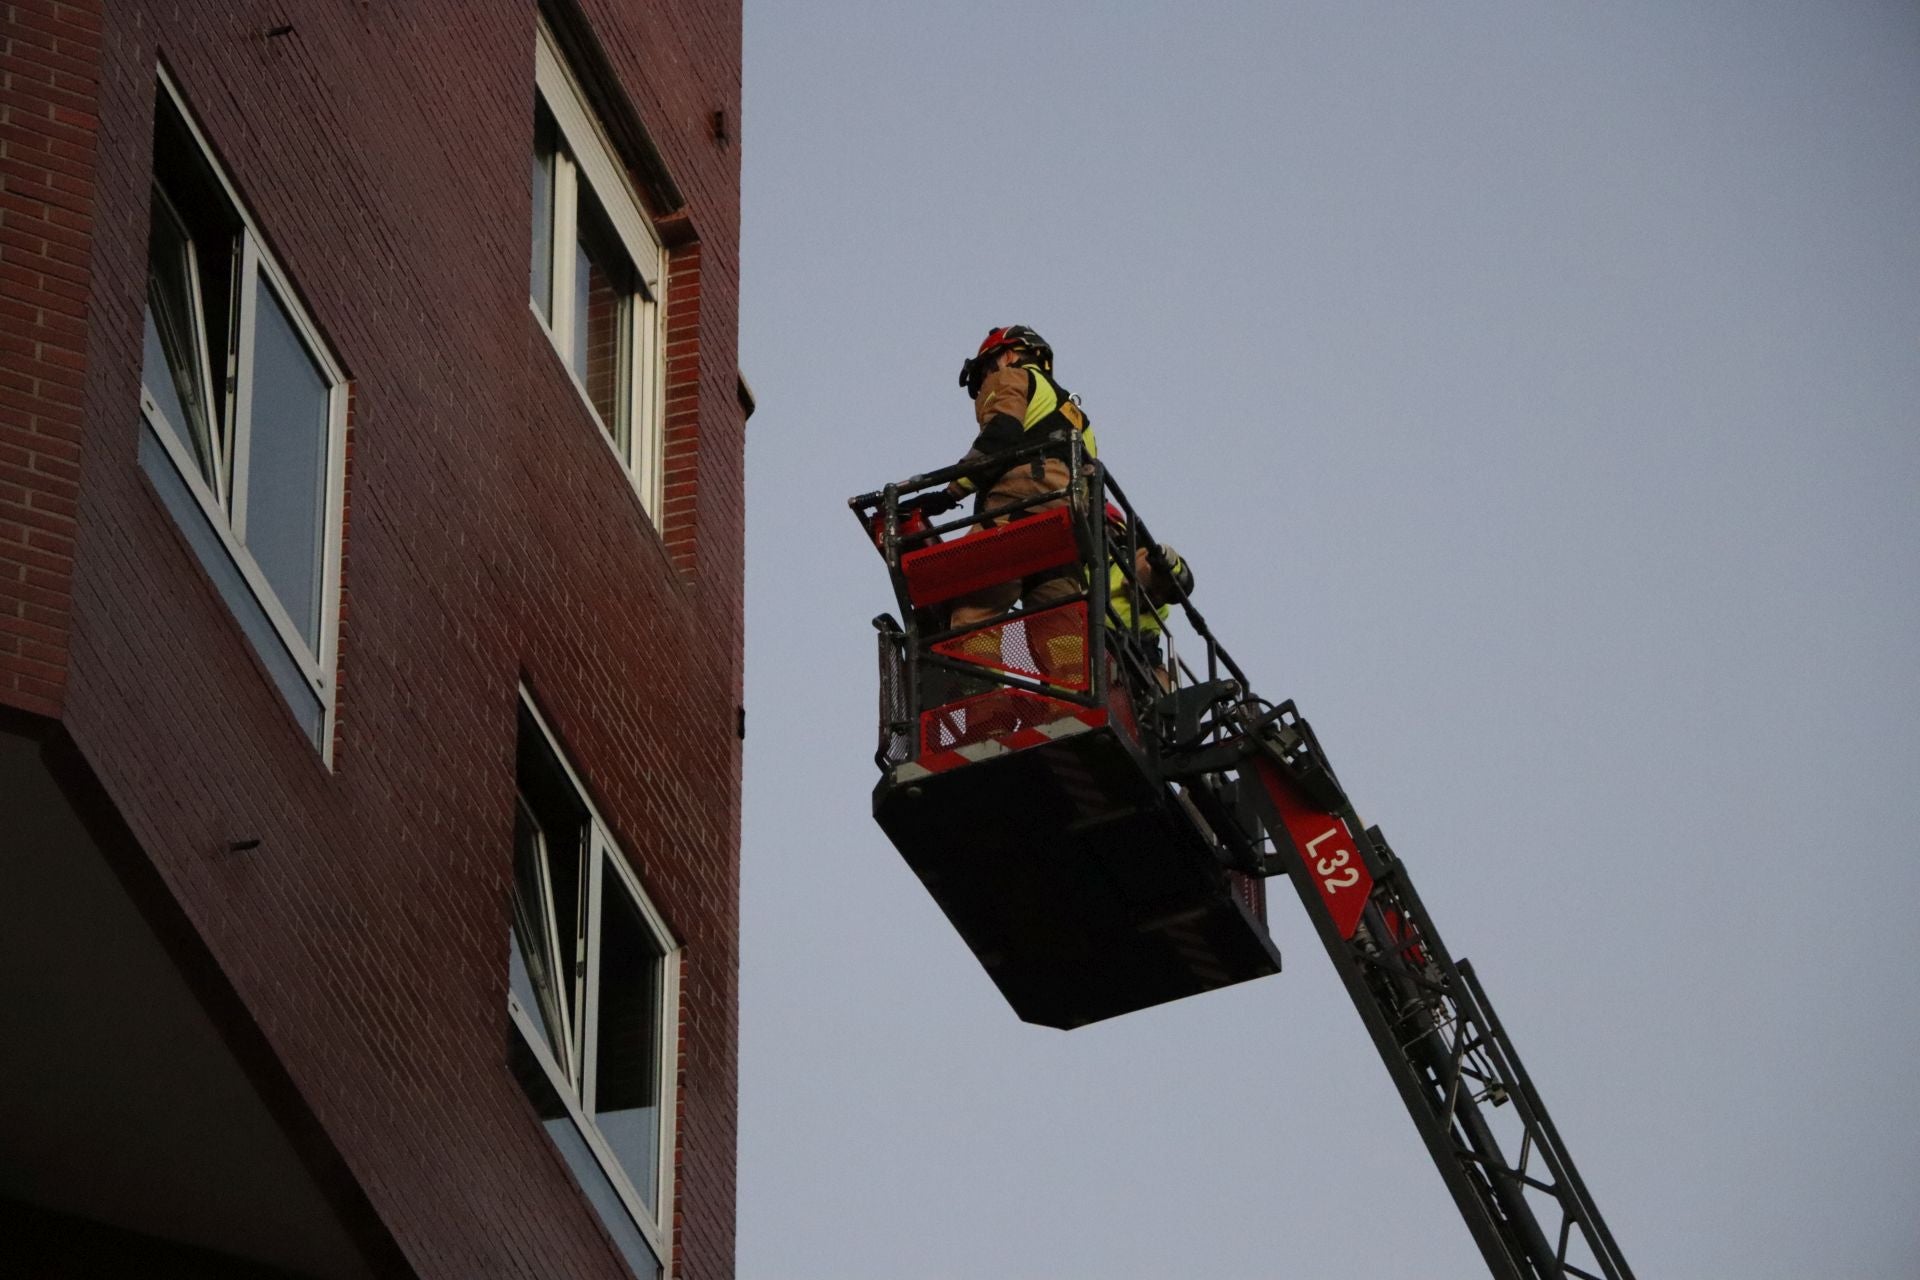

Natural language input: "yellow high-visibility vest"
[1107,562,1170,636]
[1021,367,1099,459]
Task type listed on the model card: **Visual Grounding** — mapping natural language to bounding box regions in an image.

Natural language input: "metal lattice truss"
[1174,694,1635,1280]
[1329,827,1636,1280]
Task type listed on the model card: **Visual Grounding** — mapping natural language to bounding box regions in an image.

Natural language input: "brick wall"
[662,238,704,573]
[8,0,744,1275]
[0,0,101,718]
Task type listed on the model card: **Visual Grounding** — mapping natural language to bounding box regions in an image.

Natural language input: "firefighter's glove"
[1149,544,1195,602]
[915,489,962,517]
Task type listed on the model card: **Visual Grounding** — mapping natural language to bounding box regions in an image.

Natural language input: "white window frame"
[510,692,680,1273]
[138,69,348,761]
[531,22,668,524]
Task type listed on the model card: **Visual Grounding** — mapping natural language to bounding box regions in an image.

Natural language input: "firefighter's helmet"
[959,325,1053,398]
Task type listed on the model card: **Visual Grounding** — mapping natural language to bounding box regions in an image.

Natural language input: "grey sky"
[739,4,1919,1276]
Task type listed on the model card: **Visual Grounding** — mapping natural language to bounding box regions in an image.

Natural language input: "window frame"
[510,692,680,1273]
[138,69,349,760]
[530,22,668,524]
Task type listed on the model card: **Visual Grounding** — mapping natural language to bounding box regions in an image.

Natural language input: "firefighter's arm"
[945,444,989,496]
[1142,543,1194,605]
[949,367,1033,495]
[975,365,1033,432]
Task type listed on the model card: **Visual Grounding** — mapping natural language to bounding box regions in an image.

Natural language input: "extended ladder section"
[850,445,1634,1280]
[1193,706,1636,1280]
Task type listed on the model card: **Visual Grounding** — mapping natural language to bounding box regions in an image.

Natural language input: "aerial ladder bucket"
[858,438,1279,1030]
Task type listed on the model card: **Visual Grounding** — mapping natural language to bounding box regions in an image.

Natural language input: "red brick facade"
[0,0,98,717]
[0,0,743,1274]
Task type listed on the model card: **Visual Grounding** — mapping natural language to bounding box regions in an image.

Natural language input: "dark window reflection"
[531,107,558,322]
[572,185,633,441]
[515,704,588,1039]
[593,880,664,1213]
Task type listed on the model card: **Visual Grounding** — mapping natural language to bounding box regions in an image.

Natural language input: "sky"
[737,4,1920,1277]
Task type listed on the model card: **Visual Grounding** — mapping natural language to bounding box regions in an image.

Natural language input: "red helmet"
[959,324,1053,398]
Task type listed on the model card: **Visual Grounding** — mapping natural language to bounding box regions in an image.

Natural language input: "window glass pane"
[593,874,664,1215]
[242,275,331,650]
[516,706,589,1044]
[511,1031,663,1280]
[511,800,570,1066]
[151,100,241,482]
[531,108,558,323]
[572,186,632,443]
[143,194,220,489]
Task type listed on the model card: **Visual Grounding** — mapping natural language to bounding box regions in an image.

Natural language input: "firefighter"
[1110,539,1194,691]
[924,326,1099,682]
[944,324,1098,520]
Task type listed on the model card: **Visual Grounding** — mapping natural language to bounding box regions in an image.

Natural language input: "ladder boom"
[1216,721,1635,1280]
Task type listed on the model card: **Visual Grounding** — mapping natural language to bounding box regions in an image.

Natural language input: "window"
[530,24,667,523]
[510,695,678,1277]
[138,73,347,756]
